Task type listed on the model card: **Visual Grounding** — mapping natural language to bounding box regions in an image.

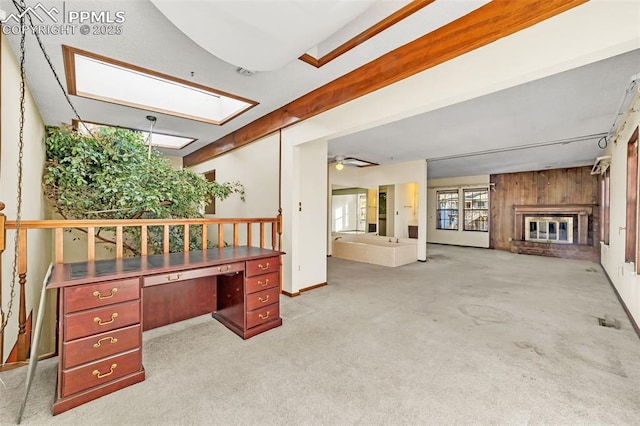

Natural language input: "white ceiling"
[328,48,640,178]
[1,0,638,179]
[150,0,378,71]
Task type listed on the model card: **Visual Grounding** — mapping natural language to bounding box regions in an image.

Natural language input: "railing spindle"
[140,225,148,256]
[202,224,208,251]
[55,228,64,264]
[271,222,276,250]
[87,227,95,261]
[218,224,224,248]
[233,223,239,247]
[163,225,170,254]
[184,224,190,253]
[260,223,265,249]
[247,223,252,247]
[17,228,27,361]
[0,202,5,364]
[115,226,123,259]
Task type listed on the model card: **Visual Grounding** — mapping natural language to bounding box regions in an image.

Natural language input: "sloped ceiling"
[150,0,378,71]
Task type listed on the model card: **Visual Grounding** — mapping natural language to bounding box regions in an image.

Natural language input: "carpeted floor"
[2,244,640,425]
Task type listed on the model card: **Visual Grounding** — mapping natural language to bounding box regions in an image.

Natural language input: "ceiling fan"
[329,155,378,170]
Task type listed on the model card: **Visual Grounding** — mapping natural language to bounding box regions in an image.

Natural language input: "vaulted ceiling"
[2,0,639,178]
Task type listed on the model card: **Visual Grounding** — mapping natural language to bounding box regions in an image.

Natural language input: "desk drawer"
[246,256,279,277]
[247,287,280,311]
[246,272,279,294]
[63,324,141,370]
[246,304,280,329]
[64,278,139,313]
[61,348,142,397]
[143,263,243,287]
[65,300,140,341]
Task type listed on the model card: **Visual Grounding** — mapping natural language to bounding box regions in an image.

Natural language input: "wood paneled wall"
[490,167,599,250]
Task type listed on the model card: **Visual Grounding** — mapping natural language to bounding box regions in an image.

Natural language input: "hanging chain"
[9,0,96,138]
[0,0,27,334]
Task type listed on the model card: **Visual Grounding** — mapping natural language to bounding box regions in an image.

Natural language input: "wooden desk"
[46,246,283,415]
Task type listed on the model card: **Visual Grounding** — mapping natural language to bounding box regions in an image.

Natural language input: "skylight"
[74,120,196,150]
[63,46,257,125]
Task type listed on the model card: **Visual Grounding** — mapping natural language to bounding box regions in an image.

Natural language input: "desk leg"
[213,273,245,336]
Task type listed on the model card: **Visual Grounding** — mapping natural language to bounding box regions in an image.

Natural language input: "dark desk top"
[47,246,282,288]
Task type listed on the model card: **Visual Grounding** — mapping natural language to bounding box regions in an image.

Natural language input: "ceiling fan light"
[335,162,344,171]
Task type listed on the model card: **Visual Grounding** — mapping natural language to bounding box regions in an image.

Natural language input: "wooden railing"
[0,206,282,370]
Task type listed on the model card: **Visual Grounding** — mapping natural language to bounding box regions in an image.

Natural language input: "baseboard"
[601,266,640,339]
[300,282,327,293]
[281,282,327,298]
[0,351,56,372]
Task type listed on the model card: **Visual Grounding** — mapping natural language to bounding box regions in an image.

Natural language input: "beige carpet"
[2,244,640,425]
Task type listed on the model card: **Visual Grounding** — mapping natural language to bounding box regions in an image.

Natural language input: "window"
[204,171,216,214]
[74,120,196,150]
[63,45,257,125]
[436,191,458,230]
[463,189,488,232]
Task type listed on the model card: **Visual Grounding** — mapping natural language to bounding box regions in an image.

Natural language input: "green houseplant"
[43,125,244,256]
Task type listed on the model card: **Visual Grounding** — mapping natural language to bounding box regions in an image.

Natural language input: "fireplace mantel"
[513,204,595,245]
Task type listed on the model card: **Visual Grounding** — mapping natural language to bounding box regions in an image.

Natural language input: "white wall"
[294,140,328,290]
[164,154,183,170]
[427,176,490,248]
[601,89,640,325]
[395,182,418,238]
[279,137,328,293]
[190,132,280,248]
[1,34,52,361]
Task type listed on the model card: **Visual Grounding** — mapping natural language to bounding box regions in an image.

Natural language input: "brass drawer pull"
[93,288,118,300]
[218,265,231,273]
[258,262,270,271]
[93,336,118,348]
[258,295,270,304]
[258,279,269,287]
[166,273,182,282]
[258,311,270,320]
[92,363,117,379]
[94,313,118,326]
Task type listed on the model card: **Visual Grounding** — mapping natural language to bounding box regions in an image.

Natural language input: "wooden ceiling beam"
[299,0,437,68]
[184,0,588,167]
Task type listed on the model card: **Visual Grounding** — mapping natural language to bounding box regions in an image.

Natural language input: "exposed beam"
[184,0,588,167]
[298,0,437,68]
